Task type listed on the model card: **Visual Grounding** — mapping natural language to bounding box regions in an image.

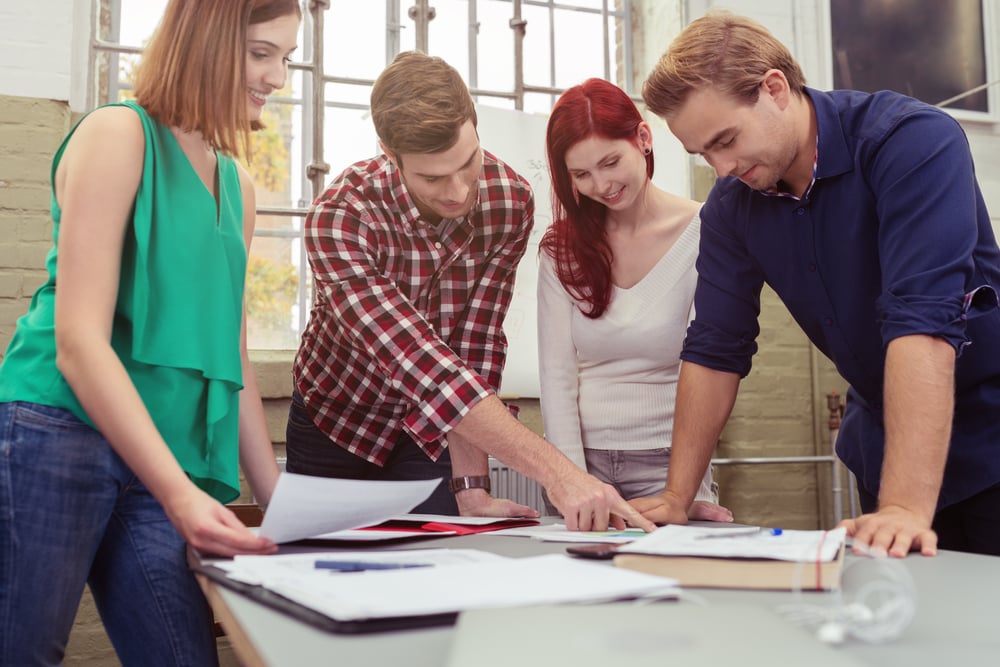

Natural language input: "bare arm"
[235,166,281,510]
[449,395,655,531]
[54,108,273,557]
[629,362,739,524]
[446,427,539,518]
[839,334,951,557]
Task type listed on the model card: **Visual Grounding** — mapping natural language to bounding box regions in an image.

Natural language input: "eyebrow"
[415,146,479,179]
[689,128,735,155]
[248,39,298,54]
[568,151,621,173]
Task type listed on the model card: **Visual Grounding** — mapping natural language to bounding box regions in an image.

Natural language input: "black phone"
[565,543,622,560]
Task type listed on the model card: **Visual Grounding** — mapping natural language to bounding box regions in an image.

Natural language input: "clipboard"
[189,550,458,635]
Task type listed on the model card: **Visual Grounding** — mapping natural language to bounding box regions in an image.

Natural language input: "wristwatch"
[447,475,492,494]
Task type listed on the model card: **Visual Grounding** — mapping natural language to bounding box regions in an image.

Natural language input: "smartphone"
[565,543,622,560]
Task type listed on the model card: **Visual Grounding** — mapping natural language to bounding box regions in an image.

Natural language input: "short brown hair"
[134,0,301,157]
[370,51,477,155]
[642,9,807,119]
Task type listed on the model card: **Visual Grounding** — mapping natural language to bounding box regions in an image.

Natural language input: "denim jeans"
[286,393,456,514]
[0,402,218,667]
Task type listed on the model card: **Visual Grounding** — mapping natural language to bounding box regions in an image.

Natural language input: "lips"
[602,186,625,203]
[248,90,268,106]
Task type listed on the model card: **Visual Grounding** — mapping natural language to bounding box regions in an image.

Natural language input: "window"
[830,0,995,116]
[90,0,634,349]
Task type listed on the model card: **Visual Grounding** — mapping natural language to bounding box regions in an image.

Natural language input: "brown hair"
[133,0,301,157]
[642,9,806,119]
[370,51,477,156]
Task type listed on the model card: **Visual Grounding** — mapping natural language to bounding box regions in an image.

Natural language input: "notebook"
[446,602,865,667]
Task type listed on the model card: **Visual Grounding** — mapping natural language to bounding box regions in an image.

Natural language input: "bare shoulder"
[56,105,146,201]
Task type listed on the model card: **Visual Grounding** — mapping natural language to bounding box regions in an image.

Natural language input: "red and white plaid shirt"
[293,151,534,466]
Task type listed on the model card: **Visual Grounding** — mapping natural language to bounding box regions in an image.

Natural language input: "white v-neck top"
[537,215,713,500]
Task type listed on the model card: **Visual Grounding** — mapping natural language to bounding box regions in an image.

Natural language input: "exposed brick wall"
[0,95,70,357]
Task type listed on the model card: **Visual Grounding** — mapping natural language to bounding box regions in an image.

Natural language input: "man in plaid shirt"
[287,51,652,531]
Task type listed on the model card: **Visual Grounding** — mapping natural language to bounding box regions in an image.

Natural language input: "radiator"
[488,457,546,513]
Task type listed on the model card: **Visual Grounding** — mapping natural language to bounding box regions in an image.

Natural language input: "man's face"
[666,82,797,192]
[389,119,483,224]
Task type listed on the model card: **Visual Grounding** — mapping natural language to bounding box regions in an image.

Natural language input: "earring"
[643,147,651,155]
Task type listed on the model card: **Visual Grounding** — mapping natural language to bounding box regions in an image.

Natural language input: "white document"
[257,473,440,544]
[492,523,646,543]
[218,551,680,621]
[616,525,847,562]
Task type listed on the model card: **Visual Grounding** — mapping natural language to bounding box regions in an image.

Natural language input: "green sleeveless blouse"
[0,101,247,502]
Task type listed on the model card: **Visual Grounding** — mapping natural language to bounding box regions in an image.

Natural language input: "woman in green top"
[0,1,301,664]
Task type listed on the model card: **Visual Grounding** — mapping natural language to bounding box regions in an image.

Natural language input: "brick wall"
[0,95,70,356]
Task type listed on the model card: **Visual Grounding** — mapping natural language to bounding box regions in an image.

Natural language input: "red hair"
[540,78,653,318]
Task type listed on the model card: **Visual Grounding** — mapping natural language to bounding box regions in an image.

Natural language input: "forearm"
[450,395,578,490]
[238,354,280,509]
[666,362,740,505]
[57,340,197,510]
[879,335,954,523]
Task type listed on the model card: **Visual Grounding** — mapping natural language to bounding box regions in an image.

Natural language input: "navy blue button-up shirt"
[685,87,1000,509]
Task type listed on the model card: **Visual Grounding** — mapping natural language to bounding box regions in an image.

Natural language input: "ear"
[761,69,791,110]
[636,121,653,150]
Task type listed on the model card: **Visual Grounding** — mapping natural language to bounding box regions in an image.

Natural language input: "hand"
[455,488,541,518]
[547,470,656,533]
[628,490,689,526]
[164,487,278,557]
[687,500,734,523]
[838,504,937,557]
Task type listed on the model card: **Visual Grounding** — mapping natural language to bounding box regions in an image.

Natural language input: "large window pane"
[831,0,988,113]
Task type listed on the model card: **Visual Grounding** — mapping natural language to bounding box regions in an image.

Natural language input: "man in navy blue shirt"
[634,10,1000,557]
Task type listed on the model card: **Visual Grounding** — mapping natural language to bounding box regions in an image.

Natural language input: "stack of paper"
[215,549,680,624]
[613,525,847,591]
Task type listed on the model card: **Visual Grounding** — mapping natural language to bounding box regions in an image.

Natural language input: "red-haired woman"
[0,1,300,663]
[538,78,731,522]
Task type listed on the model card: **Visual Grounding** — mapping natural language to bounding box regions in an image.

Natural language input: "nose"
[265,59,287,90]
[593,173,611,194]
[705,153,736,179]
[443,174,469,202]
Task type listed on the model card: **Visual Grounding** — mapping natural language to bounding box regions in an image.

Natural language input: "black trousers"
[285,392,458,515]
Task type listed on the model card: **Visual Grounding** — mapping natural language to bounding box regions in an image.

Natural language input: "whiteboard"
[476,104,690,398]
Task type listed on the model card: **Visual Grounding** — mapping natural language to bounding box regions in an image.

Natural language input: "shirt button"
[434,242,442,249]
[796,208,805,216]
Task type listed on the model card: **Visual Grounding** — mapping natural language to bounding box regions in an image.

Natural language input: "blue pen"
[314,560,432,572]
[696,527,782,539]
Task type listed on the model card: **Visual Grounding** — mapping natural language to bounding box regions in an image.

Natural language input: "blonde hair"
[642,9,806,118]
[134,0,301,157]
[370,51,477,155]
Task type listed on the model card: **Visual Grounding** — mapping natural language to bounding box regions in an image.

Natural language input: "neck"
[781,95,818,198]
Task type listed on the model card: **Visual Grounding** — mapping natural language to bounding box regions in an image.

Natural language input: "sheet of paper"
[492,523,646,543]
[616,525,847,562]
[257,473,441,544]
[217,551,679,621]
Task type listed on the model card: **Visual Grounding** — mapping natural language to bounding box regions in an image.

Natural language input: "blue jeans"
[0,402,218,666]
[285,393,456,514]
